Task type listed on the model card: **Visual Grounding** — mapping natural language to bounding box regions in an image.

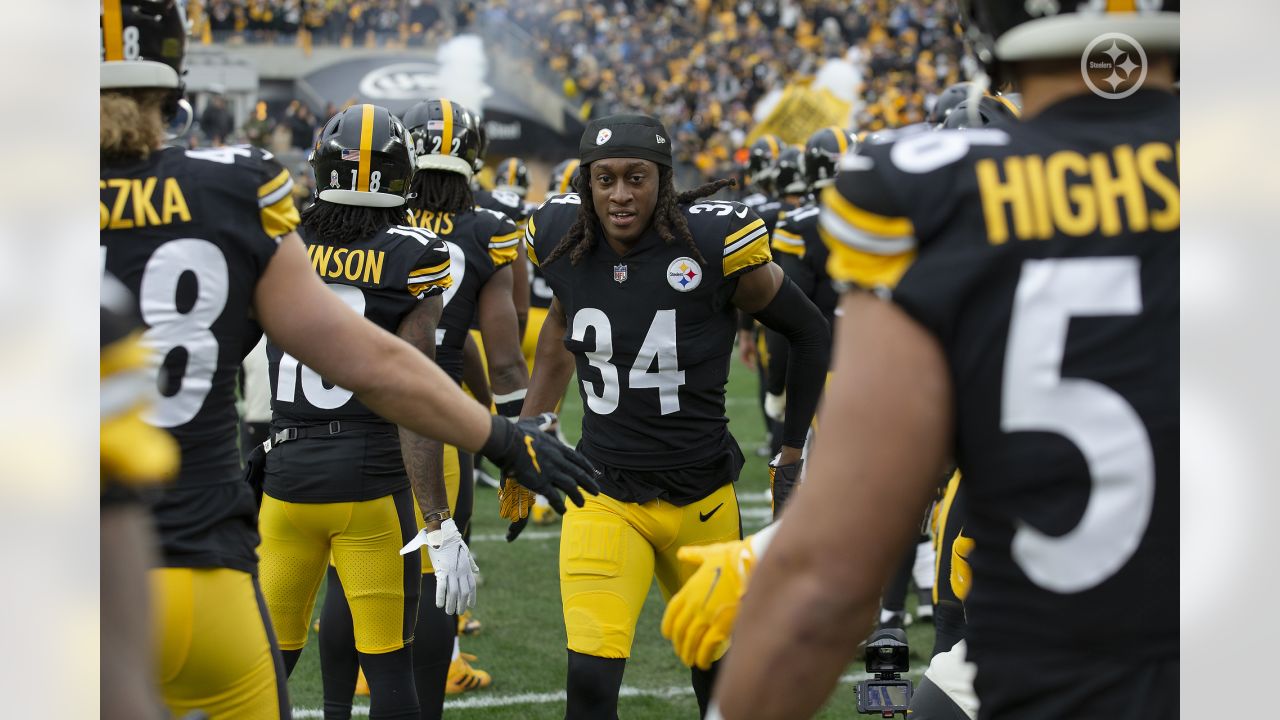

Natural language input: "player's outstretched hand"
[661,538,758,670]
[400,518,479,615]
[478,413,599,514]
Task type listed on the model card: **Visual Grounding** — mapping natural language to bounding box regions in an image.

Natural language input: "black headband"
[579,113,673,168]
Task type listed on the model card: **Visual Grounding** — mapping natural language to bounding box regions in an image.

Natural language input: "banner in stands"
[297,39,579,160]
[746,82,852,148]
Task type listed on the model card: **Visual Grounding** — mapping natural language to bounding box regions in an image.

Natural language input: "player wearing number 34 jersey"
[521,114,830,720]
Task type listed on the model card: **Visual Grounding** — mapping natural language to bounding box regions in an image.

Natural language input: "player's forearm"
[399,428,448,530]
[716,551,875,719]
[352,332,493,452]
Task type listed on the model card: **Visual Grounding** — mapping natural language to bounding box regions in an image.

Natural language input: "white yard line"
[293,670,921,716]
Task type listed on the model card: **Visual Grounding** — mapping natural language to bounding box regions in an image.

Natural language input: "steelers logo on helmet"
[311,104,414,207]
[667,257,702,292]
[596,128,613,145]
[402,98,483,179]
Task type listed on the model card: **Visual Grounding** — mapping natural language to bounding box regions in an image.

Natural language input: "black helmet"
[804,126,855,190]
[958,0,1178,86]
[312,104,414,208]
[495,157,529,197]
[100,0,188,119]
[547,159,581,199]
[942,95,1021,130]
[774,146,808,196]
[100,0,187,90]
[745,134,784,194]
[402,98,483,179]
[928,82,973,126]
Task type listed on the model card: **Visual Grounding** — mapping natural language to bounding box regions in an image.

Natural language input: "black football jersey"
[527,194,772,502]
[262,223,451,502]
[477,190,557,311]
[409,206,519,380]
[771,202,837,323]
[820,90,1178,691]
[753,197,785,235]
[101,143,299,573]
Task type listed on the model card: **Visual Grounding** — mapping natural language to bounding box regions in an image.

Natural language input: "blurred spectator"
[199,94,235,146]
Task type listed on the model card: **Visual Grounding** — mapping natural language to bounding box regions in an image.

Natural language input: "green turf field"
[286,361,931,718]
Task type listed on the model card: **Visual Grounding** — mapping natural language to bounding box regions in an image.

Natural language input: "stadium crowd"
[191,0,971,179]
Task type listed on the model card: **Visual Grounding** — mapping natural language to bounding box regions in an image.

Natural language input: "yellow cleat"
[355,667,369,696]
[445,653,492,695]
[457,611,482,636]
[530,504,558,526]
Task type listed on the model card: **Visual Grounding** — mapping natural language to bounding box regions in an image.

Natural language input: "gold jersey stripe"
[724,217,766,247]
[261,195,301,239]
[771,228,806,258]
[821,225,915,289]
[409,260,451,278]
[259,168,292,198]
[490,229,522,246]
[357,104,375,192]
[723,234,771,277]
[102,0,124,61]
[440,98,455,159]
[822,186,914,238]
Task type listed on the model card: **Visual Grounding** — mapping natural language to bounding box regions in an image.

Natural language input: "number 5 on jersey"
[571,308,685,415]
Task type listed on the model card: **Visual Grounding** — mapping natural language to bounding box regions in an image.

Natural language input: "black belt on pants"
[268,419,394,449]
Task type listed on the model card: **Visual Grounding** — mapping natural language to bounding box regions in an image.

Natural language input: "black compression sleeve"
[751,276,831,448]
[762,326,789,397]
[737,308,755,331]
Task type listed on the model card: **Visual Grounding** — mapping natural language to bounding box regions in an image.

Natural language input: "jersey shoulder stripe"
[819,152,917,289]
[722,215,771,277]
[771,226,806,258]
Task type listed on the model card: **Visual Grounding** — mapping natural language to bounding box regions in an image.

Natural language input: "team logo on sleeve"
[667,257,702,292]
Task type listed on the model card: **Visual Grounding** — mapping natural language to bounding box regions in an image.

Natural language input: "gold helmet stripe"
[829,126,848,155]
[440,98,455,158]
[103,0,125,62]
[357,104,375,192]
[559,159,580,194]
[764,134,780,159]
[507,160,518,187]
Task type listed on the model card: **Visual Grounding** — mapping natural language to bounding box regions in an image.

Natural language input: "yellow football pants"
[258,489,419,654]
[151,567,287,720]
[522,306,549,372]
[560,482,741,658]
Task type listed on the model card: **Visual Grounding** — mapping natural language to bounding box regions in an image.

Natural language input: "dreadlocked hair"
[542,165,736,267]
[300,199,409,245]
[407,169,474,215]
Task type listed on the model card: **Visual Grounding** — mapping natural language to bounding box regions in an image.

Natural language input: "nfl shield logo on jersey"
[613,263,628,284]
[667,257,702,292]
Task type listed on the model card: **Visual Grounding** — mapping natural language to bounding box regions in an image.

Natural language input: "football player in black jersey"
[257,103,468,720]
[101,4,597,717]
[521,114,830,719]
[403,97,529,710]
[475,156,532,338]
[699,2,1179,719]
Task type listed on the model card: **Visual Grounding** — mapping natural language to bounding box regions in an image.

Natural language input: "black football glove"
[769,455,803,520]
[478,413,599,514]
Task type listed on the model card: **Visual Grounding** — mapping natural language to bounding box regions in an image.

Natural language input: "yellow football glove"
[661,538,757,670]
[498,478,536,522]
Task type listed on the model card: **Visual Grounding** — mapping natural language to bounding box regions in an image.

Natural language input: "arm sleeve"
[752,276,831,448]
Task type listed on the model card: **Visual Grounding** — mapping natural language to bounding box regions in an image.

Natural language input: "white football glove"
[400,518,479,615]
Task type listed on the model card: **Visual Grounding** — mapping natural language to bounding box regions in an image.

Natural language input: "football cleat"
[530,503,559,526]
[445,653,492,694]
[458,610,482,636]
